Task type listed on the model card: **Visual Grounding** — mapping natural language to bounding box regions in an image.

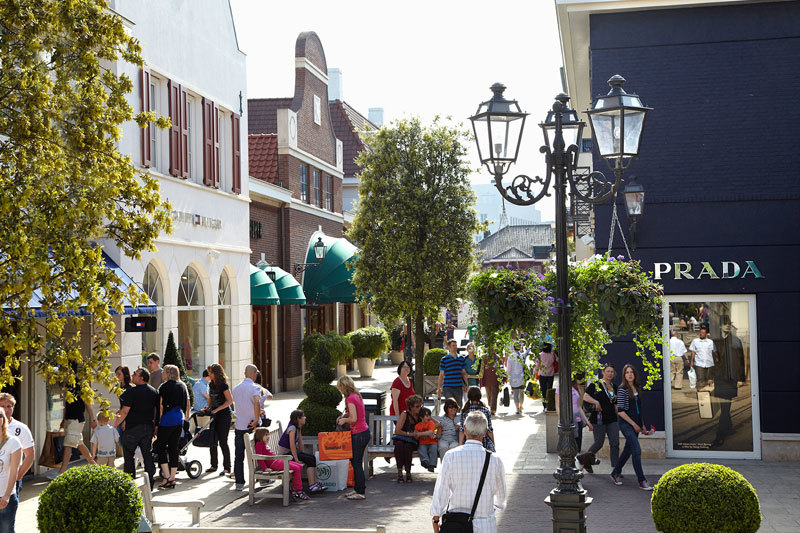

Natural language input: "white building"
[108,0,251,381]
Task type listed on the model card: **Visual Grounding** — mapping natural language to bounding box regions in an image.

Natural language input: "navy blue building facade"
[583,1,800,458]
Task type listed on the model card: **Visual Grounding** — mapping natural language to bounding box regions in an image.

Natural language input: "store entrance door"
[664,295,760,459]
[251,307,273,389]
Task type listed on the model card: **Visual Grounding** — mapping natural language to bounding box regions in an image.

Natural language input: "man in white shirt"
[431,411,506,532]
[232,364,263,491]
[689,325,716,391]
[0,393,34,496]
[669,331,688,389]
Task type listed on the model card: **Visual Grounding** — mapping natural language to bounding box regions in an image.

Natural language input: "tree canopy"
[0,0,172,411]
[347,118,484,392]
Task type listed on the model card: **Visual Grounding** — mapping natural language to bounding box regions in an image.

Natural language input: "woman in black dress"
[206,363,233,475]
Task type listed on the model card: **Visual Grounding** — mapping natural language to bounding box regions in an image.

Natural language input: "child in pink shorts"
[253,427,309,501]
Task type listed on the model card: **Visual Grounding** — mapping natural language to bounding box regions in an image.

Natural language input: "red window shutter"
[140,68,151,167]
[232,113,241,194]
[180,86,189,179]
[202,97,214,186]
[168,80,181,177]
[213,105,220,189]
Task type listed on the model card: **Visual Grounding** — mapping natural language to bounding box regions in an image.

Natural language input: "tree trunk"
[414,309,426,395]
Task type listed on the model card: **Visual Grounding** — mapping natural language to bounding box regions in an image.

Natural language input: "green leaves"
[0,0,171,412]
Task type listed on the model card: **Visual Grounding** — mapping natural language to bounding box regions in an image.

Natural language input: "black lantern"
[313,237,327,262]
[585,75,651,168]
[541,93,584,152]
[469,83,528,177]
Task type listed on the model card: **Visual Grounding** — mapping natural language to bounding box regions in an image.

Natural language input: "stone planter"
[357,357,376,378]
[545,410,559,453]
[389,350,404,365]
[336,363,347,377]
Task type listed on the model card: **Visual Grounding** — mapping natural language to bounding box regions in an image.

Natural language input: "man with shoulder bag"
[430,411,506,532]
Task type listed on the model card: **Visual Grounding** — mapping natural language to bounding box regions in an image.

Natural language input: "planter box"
[545,411,559,453]
[357,357,376,378]
[336,363,347,377]
[389,350,404,365]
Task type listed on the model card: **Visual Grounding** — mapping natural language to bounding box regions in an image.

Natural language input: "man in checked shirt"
[430,411,507,532]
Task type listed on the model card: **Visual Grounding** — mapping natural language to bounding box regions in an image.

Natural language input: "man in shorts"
[50,386,97,478]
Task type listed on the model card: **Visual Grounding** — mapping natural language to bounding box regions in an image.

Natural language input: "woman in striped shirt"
[610,364,654,490]
[458,386,495,451]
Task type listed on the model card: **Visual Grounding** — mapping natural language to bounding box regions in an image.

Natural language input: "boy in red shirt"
[414,407,440,472]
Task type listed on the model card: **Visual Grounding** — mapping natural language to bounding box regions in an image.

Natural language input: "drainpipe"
[280,203,288,393]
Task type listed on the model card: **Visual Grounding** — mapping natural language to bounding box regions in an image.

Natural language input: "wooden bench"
[243,421,291,506]
[367,414,446,478]
[153,527,387,533]
[137,476,204,530]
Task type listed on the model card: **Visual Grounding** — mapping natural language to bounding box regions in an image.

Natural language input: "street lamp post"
[470,76,650,533]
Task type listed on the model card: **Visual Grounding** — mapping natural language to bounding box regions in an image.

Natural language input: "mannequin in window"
[710,319,746,448]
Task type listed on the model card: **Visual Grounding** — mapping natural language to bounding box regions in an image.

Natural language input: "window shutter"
[202,97,214,186]
[140,68,151,167]
[180,86,189,179]
[213,105,220,189]
[232,113,241,194]
[168,80,181,177]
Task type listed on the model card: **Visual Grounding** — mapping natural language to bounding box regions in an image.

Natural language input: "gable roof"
[477,224,555,262]
[248,98,293,134]
[248,134,278,183]
[329,99,377,177]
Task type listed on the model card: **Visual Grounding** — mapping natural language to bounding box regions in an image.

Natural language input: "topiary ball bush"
[37,465,143,533]
[424,348,447,376]
[651,463,761,533]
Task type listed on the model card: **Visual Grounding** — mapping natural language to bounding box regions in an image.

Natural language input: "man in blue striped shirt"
[438,340,468,406]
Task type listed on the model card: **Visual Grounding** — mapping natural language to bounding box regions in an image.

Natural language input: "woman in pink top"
[336,376,370,500]
[535,343,558,410]
[556,374,593,454]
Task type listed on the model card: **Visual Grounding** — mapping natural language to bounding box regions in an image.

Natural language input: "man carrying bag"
[431,411,507,532]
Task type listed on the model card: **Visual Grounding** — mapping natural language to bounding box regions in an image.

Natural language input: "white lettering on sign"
[170,210,222,230]
[653,261,764,280]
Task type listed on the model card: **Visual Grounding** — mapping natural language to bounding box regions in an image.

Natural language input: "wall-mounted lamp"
[293,237,328,276]
[623,176,645,250]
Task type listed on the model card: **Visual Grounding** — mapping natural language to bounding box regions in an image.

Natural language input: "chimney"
[328,68,342,101]
[368,107,384,126]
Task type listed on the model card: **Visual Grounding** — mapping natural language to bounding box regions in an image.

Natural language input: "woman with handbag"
[336,376,370,500]
[534,343,558,410]
[392,394,422,483]
[577,364,619,474]
[206,364,233,476]
[610,364,654,490]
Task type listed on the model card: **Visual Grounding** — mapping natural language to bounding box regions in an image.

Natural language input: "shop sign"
[654,261,763,280]
[170,210,223,230]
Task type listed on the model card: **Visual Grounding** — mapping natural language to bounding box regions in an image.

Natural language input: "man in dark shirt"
[113,367,159,488]
[51,387,97,478]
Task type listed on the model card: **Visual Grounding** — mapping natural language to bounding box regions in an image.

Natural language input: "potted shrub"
[423,348,447,398]
[302,331,353,377]
[37,465,143,533]
[651,463,761,533]
[347,327,389,378]
[298,344,343,437]
[389,324,405,365]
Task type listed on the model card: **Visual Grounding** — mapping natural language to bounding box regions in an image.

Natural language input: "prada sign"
[654,261,764,280]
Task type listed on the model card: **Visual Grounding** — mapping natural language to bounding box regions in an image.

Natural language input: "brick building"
[248,32,367,391]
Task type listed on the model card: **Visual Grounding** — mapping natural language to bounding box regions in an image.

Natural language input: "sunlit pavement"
[16,360,800,532]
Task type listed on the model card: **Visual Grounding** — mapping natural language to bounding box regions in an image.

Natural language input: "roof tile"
[248,134,278,184]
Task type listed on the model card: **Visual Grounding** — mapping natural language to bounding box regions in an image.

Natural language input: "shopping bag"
[318,431,353,461]
[38,431,60,468]
[501,387,510,407]
[687,368,697,389]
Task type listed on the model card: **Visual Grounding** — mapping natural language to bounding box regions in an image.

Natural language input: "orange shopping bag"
[318,431,353,461]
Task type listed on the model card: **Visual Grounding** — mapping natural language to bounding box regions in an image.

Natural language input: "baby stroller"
[152,415,212,479]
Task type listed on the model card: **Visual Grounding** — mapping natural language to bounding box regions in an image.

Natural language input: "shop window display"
[666,298,756,456]
[178,266,205,378]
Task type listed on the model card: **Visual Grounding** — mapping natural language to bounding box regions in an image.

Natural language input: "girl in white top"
[505,344,528,414]
[0,409,22,532]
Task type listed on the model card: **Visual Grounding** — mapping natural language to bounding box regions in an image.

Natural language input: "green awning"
[250,264,279,305]
[260,265,306,305]
[302,235,358,304]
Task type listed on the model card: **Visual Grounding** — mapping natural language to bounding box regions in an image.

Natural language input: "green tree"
[0,0,172,413]
[163,331,193,406]
[348,118,485,393]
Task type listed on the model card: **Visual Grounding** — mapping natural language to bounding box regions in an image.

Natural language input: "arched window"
[142,263,163,356]
[218,270,232,371]
[177,265,205,377]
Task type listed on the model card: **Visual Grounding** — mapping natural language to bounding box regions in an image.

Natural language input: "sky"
[229,0,566,222]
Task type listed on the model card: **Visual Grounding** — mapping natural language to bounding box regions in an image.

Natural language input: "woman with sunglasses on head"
[610,364,654,490]
[577,365,619,474]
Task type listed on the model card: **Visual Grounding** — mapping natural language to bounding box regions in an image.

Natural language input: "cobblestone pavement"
[16,361,800,532]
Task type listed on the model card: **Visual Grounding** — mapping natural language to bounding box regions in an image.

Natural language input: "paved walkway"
[16,361,800,532]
